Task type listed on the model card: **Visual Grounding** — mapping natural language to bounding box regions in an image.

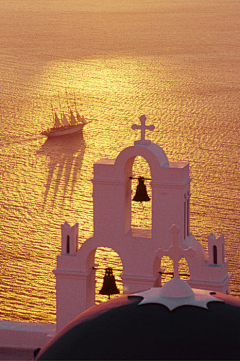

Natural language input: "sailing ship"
[42,109,87,138]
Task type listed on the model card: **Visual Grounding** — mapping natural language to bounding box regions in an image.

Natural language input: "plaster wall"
[188,279,230,293]
[189,261,229,282]
[56,253,80,271]
[152,184,190,248]
[121,274,155,293]
[0,321,55,349]
[93,181,126,237]
[54,268,95,332]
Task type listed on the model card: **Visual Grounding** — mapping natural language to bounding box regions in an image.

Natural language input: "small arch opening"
[66,235,70,254]
[178,257,190,281]
[213,245,217,264]
[160,256,174,286]
[160,256,190,286]
[75,234,78,253]
[131,156,152,232]
[94,247,123,305]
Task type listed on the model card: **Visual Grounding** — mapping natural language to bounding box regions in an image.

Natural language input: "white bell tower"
[54,115,231,332]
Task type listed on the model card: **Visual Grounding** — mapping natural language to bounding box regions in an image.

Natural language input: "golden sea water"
[0,0,239,323]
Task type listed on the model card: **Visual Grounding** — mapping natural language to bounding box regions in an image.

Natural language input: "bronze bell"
[133,176,150,202]
[99,267,120,299]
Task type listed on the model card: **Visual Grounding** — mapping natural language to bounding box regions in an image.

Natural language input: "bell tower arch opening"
[94,247,123,305]
[160,256,174,286]
[178,257,190,281]
[157,256,190,286]
[131,156,152,231]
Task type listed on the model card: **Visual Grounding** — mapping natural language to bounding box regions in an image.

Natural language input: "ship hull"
[42,123,84,138]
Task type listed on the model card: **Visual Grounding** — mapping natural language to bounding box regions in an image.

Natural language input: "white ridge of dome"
[159,278,194,298]
[135,279,224,311]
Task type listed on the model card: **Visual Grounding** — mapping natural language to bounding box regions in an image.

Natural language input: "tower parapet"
[61,222,79,256]
[208,233,225,265]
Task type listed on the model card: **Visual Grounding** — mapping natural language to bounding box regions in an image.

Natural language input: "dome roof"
[36,286,240,360]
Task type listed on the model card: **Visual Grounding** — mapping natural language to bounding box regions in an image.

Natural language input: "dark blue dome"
[36,290,240,360]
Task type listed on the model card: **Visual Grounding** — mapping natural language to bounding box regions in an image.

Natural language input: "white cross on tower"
[131,114,155,145]
[155,224,195,279]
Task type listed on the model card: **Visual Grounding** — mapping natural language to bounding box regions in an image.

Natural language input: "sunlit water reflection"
[0,0,239,323]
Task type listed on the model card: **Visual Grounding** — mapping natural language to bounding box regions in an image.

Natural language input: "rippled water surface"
[0,0,239,323]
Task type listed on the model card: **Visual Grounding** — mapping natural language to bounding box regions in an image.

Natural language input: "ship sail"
[70,109,77,125]
[62,112,69,127]
[76,111,87,124]
[54,112,62,128]
[76,111,82,123]
[81,115,87,124]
